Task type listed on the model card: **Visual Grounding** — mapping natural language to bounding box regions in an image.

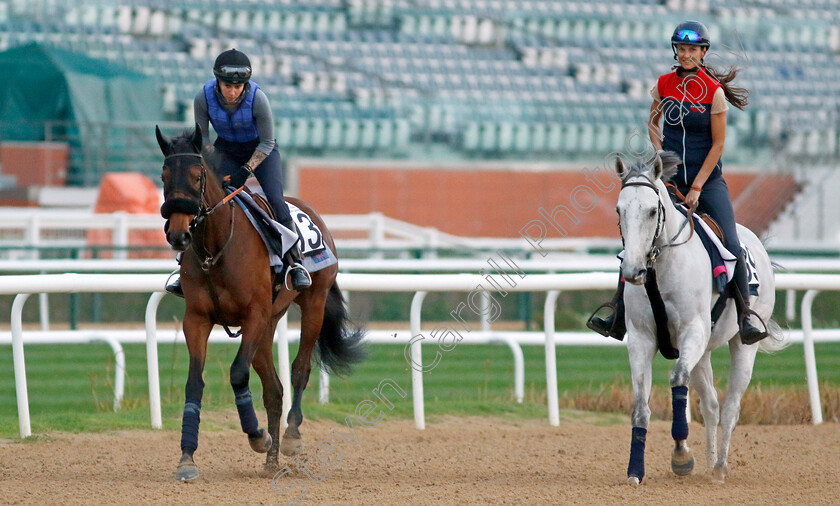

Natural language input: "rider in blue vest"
[587,21,766,345]
[166,48,310,296]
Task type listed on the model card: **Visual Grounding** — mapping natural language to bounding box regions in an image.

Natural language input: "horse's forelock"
[619,151,681,184]
[169,128,201,154]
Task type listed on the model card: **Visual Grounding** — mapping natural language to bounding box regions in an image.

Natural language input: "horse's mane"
[620,151,681,184]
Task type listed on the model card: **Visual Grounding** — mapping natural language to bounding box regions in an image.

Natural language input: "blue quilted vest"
[203,79,260,143]
[657,67,723,185]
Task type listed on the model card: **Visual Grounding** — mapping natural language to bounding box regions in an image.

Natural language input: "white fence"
[2,272,838,438]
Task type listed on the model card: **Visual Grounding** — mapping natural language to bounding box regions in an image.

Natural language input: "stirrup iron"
[586,301,622,340]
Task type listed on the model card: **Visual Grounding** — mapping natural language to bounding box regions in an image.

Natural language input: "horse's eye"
[649,209,657,218]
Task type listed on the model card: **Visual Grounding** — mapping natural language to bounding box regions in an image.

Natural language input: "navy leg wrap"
[180,400,201,452]
[671,385,689,441]
[627,427,647,481]
[234,386,260,436]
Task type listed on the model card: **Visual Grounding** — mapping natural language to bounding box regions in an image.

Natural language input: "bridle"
[620,176,695,266]
[161,152,236,270]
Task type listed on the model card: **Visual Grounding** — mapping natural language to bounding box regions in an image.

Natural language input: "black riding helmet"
[213,48,252,84]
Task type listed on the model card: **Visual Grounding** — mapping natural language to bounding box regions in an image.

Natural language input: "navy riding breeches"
[672,174,741,257]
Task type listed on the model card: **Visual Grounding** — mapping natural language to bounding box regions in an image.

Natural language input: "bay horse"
[614,151,786,484]
[156,126,365,481]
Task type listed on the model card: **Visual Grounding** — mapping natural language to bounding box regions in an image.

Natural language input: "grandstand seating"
[1,0,839,166]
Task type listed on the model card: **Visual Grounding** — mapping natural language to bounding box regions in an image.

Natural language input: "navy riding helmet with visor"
[671,21,710,60]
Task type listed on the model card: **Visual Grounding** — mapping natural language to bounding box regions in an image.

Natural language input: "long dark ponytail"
[702,62,749,110]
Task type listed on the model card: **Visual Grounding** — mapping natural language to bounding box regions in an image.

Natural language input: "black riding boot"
[587,277,626,341]
[733,249,767,345]
[284,242,311,291]
[165,253,184,298]
[277,215,311,291]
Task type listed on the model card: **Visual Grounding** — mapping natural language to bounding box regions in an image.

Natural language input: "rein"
[621,177,696,266]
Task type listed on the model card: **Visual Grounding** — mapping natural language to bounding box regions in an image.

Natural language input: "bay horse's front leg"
[626,333,657,485]
[669,323,707,477]
[230,317,273,455]
[175,314,213,482]
[280,292,328,457]
[252,318,284,472]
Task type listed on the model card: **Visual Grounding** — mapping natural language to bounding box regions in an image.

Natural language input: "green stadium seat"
[343,119,360,149]
[292,118,309,148]
[326,118,343,149]
[463,121,480,151]
[309,118,326,149]
[376,119,394,150]
[546,123,563,152]
[360,119,377,149]
[276,118,293,148]
[579,124,595,152]
[513,122,530,152]
[480,122,497,151]
[530,123,547,152]
[394,119,411,148]
[498,122,514,151]
[561,124,579,152]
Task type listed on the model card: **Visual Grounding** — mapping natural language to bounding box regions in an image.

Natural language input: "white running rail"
[2,272,838,438]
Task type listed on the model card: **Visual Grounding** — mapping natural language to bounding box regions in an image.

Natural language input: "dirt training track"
[0,412,837,505]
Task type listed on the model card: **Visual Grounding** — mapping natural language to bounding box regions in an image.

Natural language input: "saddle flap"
[699,213,724,242]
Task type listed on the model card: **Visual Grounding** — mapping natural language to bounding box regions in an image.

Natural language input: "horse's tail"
[758,318,790,354]
[317,281,368,375]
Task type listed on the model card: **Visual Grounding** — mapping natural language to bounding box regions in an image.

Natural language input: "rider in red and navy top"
[199,49,310,291]
[587,21,766,344]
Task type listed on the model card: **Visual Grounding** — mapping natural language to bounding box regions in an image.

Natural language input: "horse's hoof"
[175,464,201,482]
[671,446,695,476]
[280,436,304,456]
[249,429,272,453]
[712,462,728,483]
[627,476,641,486]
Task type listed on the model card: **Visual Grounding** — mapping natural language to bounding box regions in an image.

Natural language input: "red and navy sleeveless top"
[657,66,723,185]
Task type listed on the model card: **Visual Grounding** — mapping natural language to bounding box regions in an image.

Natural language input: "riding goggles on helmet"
[675,29,703,43]
[215,65,252,81]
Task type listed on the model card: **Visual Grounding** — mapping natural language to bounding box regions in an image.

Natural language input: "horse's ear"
[155,125,170,155]
[191,124,202,154]
[652,151,663,180]
[614,155,627,179]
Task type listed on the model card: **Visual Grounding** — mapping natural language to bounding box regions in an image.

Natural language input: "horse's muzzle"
[622,267,647,285]
[167,230,192,251]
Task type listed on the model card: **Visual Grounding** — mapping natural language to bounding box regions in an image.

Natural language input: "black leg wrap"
[180,399,201,452]
[627,426,647,482]
[671,385,689,441]
[234,386,260,436]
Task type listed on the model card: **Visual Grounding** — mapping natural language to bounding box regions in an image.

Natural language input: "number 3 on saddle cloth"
[229,188,337,285]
